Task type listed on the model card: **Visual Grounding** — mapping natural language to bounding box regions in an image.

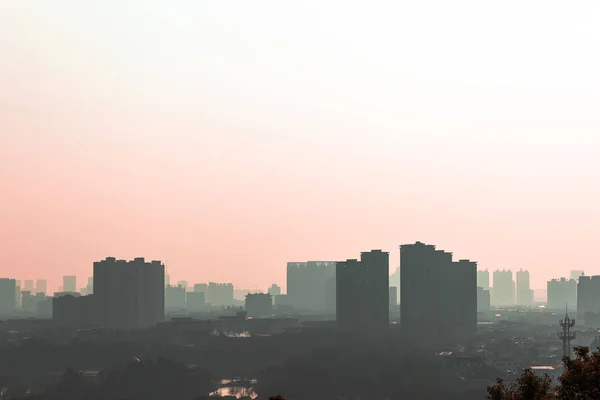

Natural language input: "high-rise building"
[400,242,477,341]
[207,283,234,306]
[492,270,515,306]
[578,276,600,324]
[193,283,208,293]
[0,278,17,315]
[389,286,398,308]
[165,285,187,311]
[516,269,534,306]
[547,278,577,311]
[63,276,77,293]
[177,281,188,291]
[336,250,389,335]
[245,293,273,317]
[23,280,34,292]
[267,284,281,297]
[287,261,336,314]
[186,291,205,312]
[390,267,400,303]
[571,270,585,280]
[35,279,47,295]
[94,257,165,329]
[477,287,491,312]
[477,270,490,290]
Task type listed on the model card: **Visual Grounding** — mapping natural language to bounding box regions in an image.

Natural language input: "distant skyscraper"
[245,293,273,317]
[0,278,17,315]
[177,280,188,291]
[570,270,585,280]
[492,270,515,306]
[577,276,600,324]
[165,285,186,311]
[267,284,281,297]
[35,279,47,295]
[287,261,336,314]
[389,286,398,308]
[477,287,491,312]
[186,291,205,312]
[336,250,389,335]
[193,283,207,293]
[400,242,477,341]
[477,270,490,290]
[23,280,34,292]
[547,278,577,311]
[63,276,77,293]
[516,269,534,306]
[207,283,234,306]
[390,267,400,299]
[94,257,165,329]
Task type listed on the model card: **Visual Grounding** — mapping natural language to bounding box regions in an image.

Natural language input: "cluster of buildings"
[5,242,600,339]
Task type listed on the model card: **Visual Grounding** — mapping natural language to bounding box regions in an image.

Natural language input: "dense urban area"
[1,242,599,399]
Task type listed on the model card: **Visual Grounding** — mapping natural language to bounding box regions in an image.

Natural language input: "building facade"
[245,293,273,317]
[287,261,336,314]
[400,242,477,341]
[516,269,534,306]
[93,257,165,329]
[63,276,77,293]
[336,250,389,335]
[0,278,17,315]
[477,270,490,290]
[547,278,577,311]
[578,276,600,325]
[492,270,515,306]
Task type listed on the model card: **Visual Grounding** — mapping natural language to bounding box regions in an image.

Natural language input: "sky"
[1,1,600,292]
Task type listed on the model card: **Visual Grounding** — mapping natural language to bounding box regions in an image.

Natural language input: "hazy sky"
[1,1,600,291]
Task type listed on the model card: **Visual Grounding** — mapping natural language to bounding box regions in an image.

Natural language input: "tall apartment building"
[0,278,17,315]
[207,283,234,306]
[94,257,165,329]
[287,261,336,314]
[492,270,515,306]
[578,276,600,324]
[35,279,47,295]
[336,250,389,335]
[477,270,490,290]
[516,269,534,306]
[547,278,577,311]
[400,242,477,341]
[63,276,77,293]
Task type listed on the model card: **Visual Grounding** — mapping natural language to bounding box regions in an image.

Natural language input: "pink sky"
[1,1,600,292]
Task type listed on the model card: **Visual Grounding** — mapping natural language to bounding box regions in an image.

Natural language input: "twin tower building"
[288,241,477,340]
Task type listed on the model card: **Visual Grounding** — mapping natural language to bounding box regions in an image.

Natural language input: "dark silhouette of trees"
[487,346,600,400]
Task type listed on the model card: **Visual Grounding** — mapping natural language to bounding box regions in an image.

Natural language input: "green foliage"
[487,346,600,400]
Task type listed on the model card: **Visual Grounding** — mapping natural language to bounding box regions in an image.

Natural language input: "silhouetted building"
[400,242,477,341]
[52,294,96,328]
[245,293,273,317]
[193,283,207,293]
[267,284,281,297]
[390,267,400,303]
[94,257,165,329]
[516,269,534,306]
[35,279,47,295]
[63,276,77,293]
[578,276,600,325]
[337,250,389,335]
[207,283,234,306]
[85,277,93,295]
[177,280,188,291]
[547,278,577,311]
[477,270,490,290]
[492,270,514,306]
[389,286,398,308]
[477,287,491,312]
[23,280,34,292]
[0,278,17,315]
[186,291,205,312]
[287,261,336,314]
[570,270,585,280]
[166,285,187,311]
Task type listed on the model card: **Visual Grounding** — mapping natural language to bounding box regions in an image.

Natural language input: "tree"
[557,346,600,400]
[487,368,555,400]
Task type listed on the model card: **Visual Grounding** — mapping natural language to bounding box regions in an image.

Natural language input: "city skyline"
[2,2,600,290]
